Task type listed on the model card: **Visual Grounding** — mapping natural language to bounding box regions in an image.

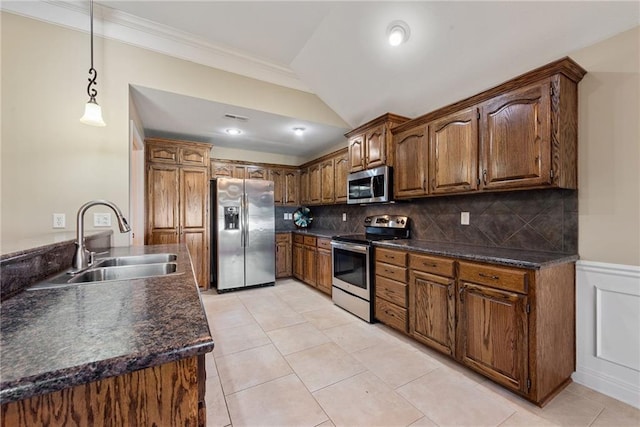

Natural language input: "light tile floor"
[201,279,640,427]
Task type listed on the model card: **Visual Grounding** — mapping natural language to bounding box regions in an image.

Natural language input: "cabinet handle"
[478,272,499,280]
[422,262,437,268]
[384,255,394,259]
[422,179,427,190]
[482,169,487,185]
[447,285,454,298]
[459,285,465,303]
[431,178,435,190]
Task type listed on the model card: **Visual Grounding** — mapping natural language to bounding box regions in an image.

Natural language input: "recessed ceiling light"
[293,127,306,136]
[387,21,410,47]
[226,128,242,135]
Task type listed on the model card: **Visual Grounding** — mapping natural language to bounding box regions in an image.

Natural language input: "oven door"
[331,241,371,301]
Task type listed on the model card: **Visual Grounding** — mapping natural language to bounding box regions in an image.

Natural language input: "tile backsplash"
[303,189,577,253]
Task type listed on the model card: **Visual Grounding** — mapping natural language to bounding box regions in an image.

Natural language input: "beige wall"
[571,26,640,266]
[0,12,346,251]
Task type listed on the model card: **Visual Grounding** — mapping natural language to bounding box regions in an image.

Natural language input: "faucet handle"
[88,251,96,266]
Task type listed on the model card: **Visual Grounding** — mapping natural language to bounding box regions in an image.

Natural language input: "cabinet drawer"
[458,261,529,294]
[276,233,291,243]
[375,298,407,333]
[409,254,455,277]
[376,276,407,308]
[375,262,407,283]
[293,234,304,244]
[303,236,317,246]
[375,248,407,267]
[317,238,332,250]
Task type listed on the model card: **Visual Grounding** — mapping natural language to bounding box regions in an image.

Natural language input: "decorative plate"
[293,207,313,229]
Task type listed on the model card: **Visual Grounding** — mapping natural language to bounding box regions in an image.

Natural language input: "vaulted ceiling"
[4,1,639,158]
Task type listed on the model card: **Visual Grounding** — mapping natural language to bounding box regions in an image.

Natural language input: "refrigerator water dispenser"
[224,206,239,230]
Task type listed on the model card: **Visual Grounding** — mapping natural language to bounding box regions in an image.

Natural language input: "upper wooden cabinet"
[308,164,322,205]
[346,113,410,173]
[334,152,349,203]
[146,139,210,289]
[320,159,335,204]
[393,125,428,198]
[269,169,285,204]
[429,107,479,194]
[391,57,585,199]
[299,168,310,205]
[284,170,299,206]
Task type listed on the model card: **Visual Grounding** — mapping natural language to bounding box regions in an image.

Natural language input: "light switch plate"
[94,213,111,227]
[461,212,470,225]
[342,213,347,222]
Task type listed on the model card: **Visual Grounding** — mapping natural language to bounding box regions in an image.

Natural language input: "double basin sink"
[28,253,180,290]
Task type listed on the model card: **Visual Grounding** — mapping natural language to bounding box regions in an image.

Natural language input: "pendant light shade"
[80,0,106,127]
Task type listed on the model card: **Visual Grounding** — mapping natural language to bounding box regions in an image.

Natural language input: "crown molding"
[1,0,311,93]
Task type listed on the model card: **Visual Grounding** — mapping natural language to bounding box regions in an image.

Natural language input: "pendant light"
[80,0,106,127]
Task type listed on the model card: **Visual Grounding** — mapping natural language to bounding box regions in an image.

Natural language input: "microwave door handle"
[370,176,375,196]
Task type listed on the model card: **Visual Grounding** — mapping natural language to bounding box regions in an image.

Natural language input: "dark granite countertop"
[374,239,578,269]
[0,243,214,404]
[1,230,112,260]
[289,228,338,239]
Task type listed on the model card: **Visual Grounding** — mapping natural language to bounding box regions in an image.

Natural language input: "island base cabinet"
[1,356,204,427]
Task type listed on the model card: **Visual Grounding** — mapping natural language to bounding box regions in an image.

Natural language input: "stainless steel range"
[331,215,410,322]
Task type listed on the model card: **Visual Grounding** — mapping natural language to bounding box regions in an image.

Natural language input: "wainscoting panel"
[574,260,640,408]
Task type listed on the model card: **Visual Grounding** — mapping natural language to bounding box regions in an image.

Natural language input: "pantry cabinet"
[146,138,210,289]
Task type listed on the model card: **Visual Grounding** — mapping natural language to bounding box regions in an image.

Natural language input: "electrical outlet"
[461,212,470,225]
[94,213,111,227]
[52,213,66,229]
[283,212,288,220]
[342,213,347,222]
[287,213,293,220]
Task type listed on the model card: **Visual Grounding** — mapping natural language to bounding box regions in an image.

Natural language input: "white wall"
[0,12,346,251]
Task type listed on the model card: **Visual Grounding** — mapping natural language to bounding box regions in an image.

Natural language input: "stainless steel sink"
[93,253,177,267]
[27,255,181,291]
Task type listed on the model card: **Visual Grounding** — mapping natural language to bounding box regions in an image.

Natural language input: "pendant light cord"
[87,0,98,99]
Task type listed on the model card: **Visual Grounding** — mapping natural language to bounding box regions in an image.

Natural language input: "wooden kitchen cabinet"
[270,168,285,204]
[292,239,304,280]
[316,238,332,295]
[284,170,299,206]
[320,159,335,204]
[308,164,322,205]
[303,239,317,286]
[299,168,310,205]
[409,254,456,356]
[346,113,410,173]
[146,138,210,289]
[393,125,429,198]
[429,107,479,194]
[479,80,551,191]
[276,233,292,278]
[246,166,267,180]
[334,151,349,203]
[374,247,409,333]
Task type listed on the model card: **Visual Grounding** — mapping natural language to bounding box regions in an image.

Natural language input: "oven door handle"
[331,241,370,254]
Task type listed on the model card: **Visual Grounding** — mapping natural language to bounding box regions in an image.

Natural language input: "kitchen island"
[0,243,214,426]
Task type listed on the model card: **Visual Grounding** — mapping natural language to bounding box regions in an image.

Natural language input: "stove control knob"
[399,219,405,225]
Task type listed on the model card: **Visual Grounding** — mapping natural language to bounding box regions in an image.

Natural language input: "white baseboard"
[574,260,640,409]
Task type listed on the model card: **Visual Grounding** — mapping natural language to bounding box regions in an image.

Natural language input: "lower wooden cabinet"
[316,239,332,295]
[292,233,331,296]
[292,241,304,280]
[276,233,292,278]
[375,247,576,406]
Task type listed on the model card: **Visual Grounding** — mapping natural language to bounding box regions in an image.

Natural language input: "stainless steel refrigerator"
[211,178,275,291]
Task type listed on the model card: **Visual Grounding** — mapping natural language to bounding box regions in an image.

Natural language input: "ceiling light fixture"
[387,20,410,47]
[80,0,106,127]
[293,127,306,136]
[226,128,242,135]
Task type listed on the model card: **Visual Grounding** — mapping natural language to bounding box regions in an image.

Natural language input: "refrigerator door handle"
[240,192,245,248]
[244,193,249,247]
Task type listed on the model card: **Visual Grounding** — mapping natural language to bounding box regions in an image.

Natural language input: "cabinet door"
[316,248,332,295]
[410,271,455,356]
[299,169,310,205]
[320,160,335,204]
[284,170,299,205]
[334,153,349,203]
[429,108,479,194]
[308,164,322,205]
[269,169,285,205]
[479,80,551,190]
[393,126,428,198]
[303,246,317,286]
[180,146,209,167]
[348,135,365,172]
[180,167,209,288]
[211,162,233,178]
[293,243,304,280]
[276,241,291,278]
[457,282,528,394]
[147,143,179,164]
[247,166,268,180]
[232,166,246,179]
[146,164,180,244]
[365,125,386,168]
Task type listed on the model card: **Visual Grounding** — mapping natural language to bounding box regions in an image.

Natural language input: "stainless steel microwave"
[347,165,392,204]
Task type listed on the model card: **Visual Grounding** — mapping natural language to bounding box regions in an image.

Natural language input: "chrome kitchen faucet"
[71,200,131,272]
